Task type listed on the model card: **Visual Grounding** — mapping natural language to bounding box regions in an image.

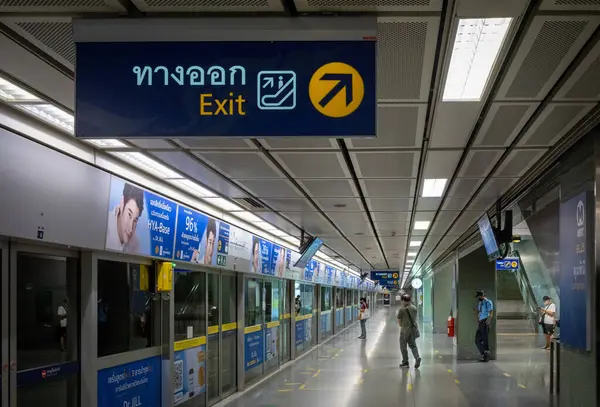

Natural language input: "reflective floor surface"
[221,307,553,407]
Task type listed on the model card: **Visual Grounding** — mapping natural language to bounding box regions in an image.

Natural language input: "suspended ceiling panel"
[195,152,282,179]
[496,16,600,101]
[274,152,348,179]
[518,103,595,146]
[1,19,75,69]
[494,149,548,178]
[260,138,338,150]
[474,103,539,147]
[458,150,503,178]
[0,0,125,12]
[294,0,443,12]
[429,102,481,148]
[539,0,600,11]
[377,17,440,102]
[346,105,425,148]
[175,138,255,149]
[130,0,285,12]
[352,151,419,178]
[554,41,600,101]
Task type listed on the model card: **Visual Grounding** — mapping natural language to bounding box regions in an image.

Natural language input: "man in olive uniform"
[397,294,421,369]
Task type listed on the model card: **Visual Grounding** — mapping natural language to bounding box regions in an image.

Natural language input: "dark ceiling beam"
[400,0,453,275]
[337,139,390,269]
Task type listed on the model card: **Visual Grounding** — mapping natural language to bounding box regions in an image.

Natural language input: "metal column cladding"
[72,18,377,139]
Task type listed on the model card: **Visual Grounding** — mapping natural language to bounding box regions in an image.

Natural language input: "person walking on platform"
[474,290,494,362]
[397,294,421,369]
[358,297,370,339]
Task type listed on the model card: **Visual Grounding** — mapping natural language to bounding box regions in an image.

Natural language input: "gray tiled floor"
[223,307,552,407]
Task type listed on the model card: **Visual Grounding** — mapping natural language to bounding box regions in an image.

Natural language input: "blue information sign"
[75,41,375,138]
[98,356,161,407]
[244,331,264,371]
[370,271,399,289]
[559,191,591,350]
[325,266,335,285]
[304,260,317,282]
[495,258,520,271]
[174,206,210,262]
[295,319,305,346]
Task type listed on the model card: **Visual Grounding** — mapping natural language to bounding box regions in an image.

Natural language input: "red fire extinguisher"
[447,312,455,337]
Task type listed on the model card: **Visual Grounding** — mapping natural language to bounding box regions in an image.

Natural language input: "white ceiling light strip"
[0,77,41,102]
[443,18,512,101]
[422,178,448,197]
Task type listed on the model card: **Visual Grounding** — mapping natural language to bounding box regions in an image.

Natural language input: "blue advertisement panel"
[76,41,376,138]
[105,176,176,259]
[251,237,273,275]
[174,206,228,267]
[304,260,317,282]
[271,244,287,278]
[98,356,161,407]
[559,191,591,350]
[325,266,334,285]
[173,345,206,405]
[244,330,264,370]
[295,319,305,346]
[495,258,519,271]
[370,270,399,289]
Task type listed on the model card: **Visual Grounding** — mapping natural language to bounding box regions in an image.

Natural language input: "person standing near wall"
[539,295,557,350]
[358,297,369,339]
[474,290,494,362]
[397,294,421,369]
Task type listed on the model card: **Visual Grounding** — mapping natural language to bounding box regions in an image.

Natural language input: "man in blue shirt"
[475,290,494,362]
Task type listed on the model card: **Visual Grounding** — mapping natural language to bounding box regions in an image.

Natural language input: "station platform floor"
[221,307,552,407]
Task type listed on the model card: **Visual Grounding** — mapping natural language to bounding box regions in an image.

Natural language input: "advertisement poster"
[105,176,176,259]
[228,225,252,260]
[340,272,347,288]
[271,287,280,321]
[304,260,317,282]
[216,221,230,266]
[295,319,305,346]
[251,236,273,274]
[284,250,303,280]
[305,318,312,342]
[244,330,264,371]
[98,356,161,407]
[334,269,342,286]
[326,266,335,285]
[316,262,326,284]
[559,191,591,350]
[271,245,287,278]
[173,345,206,406]
[265,327,278,361]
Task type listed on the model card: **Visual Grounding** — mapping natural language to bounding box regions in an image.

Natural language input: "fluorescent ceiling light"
[111,151,181,179]
[410,240,422,247]
[443,18,512,101]
[407,252,417,257]
[422,178,448,197]
[86,139,128,148]
[16,104,74,133]
[414,221,430,230]
[169,179,217,198]
[0,77,40,102]
[232,211,263,223]
[203,197,243,212]
[253,221,279,232]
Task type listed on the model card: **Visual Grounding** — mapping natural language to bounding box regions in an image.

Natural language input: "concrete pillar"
[422,276,433,331]
[457,246,497,360]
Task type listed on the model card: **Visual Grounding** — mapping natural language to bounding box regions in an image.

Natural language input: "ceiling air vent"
[233,197,266,210]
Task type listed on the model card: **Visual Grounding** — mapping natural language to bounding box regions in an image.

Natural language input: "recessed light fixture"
[414,221,430,230]
[410,240,422,247]
[422,178,448,197]
[407,252,417,257]
[443,18,512,101]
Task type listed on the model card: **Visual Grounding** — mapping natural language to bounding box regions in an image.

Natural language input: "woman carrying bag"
[358,297,370,339]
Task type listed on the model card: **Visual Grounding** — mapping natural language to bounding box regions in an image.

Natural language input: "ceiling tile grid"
[295,0,444,12]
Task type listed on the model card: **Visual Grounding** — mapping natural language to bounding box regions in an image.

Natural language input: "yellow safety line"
[518,384,526,389]
[278,389,293,392]
[455,380,460,384]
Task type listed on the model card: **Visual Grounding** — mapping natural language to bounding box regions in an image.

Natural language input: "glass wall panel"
[280,280,291,364]
[207,273,219,404]
[221,274,237,396]
[335,288,344,332]
[346,290,352,324]
[173,271,206,342]
[244,278,263,385]
[320,286,333,340]
[98,260,157,357]
[311,285,318,346]
[264,279,280,373]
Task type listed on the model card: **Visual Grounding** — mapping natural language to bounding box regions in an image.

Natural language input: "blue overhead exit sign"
[370,271,400,289]
[496,258,520,271]
[73,19,376,139]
